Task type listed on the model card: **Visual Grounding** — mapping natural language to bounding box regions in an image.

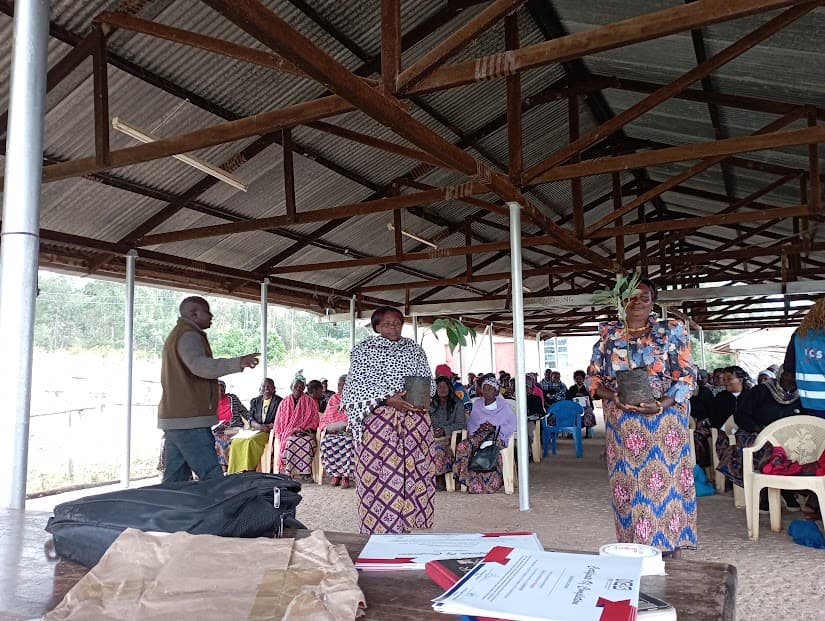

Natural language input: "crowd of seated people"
[192,365,594,496]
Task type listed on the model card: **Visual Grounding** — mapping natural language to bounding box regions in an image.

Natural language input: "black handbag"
[468,426,501,473]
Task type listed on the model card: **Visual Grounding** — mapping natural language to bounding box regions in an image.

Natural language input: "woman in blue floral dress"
[586,278,698,557]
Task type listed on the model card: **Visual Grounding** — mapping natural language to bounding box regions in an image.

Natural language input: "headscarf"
[759,369,776,380]
[482,375,500,390]
[291,369,306,388]
[342,335,433,442]
[466,395,516,445]
[764,366,799,405]
[273,385,319,471]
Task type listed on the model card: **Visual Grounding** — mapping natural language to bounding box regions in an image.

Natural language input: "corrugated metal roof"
[1,0,823,332]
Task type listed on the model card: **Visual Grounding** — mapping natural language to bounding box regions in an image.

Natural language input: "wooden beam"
[590,205,811,238]
[282,128,296,223]
[393,206,403,257]
[523,2,819,181]
[270,234,560,275]
[595,74,825,122]
[464,218,473,281]
[569,95,583,237]
[24,96,354,186]
[532,125,825,183]
[357,261,601,292]
[137,184,487,246]
[201,0,612,269]
[809,107,822,213]
[92,24,110,167]
[306,121,445,167]
[398,0,525,90]
[408,0,811,94]
[94,11,310,78]
[380,0,401,92]
[505,12,522,184]
[585,108,804,235]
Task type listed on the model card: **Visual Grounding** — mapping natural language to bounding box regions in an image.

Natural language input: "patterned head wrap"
[482,375,500,390]
[291,369,306,388]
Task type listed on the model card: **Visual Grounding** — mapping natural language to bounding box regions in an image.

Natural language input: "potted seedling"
[591,273,654,406]
[404,318,478,409]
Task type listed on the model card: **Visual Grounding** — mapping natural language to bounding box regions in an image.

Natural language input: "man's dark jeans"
[162,427,223,483]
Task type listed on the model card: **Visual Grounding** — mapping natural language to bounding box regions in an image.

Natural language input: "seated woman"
[226,378,281,473]
[453,375,516,494]
[213,380,249,471]
[274,372,320,482]
[717,368,803,508]
[319,374,355,488]
[565,370,597,437]
[429,375,467,491]
[694,365,751,468]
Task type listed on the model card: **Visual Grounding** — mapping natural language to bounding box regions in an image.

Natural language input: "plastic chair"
[542,400,584,458]
[501,432,516,495]
[688,416,697,466]
[316,428,326,485]
[743,415,825,541]
[503,398,541,464]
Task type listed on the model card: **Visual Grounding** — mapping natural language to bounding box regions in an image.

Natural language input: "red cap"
[435,364,452,377]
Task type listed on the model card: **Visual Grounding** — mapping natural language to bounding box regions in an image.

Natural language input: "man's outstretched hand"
[240,353,260,369]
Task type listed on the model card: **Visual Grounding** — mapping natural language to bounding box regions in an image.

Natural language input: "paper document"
[356,532,542,571]
[432,546,643,621]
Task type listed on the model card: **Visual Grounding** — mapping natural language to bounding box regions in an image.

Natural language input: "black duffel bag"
[45,472,304,567]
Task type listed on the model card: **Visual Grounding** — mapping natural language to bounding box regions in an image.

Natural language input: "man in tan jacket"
[159,296,259,483]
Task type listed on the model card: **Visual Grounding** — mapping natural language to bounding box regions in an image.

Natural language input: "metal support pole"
[699,326,707,370]
[457,315,464,379]
[412,315,418,342]
[489,322,495,374]
[122,251,137,488]
[260,278,269,381]
[350,295,357,348]
[535,331,542,372]
[508,201,530,511]
[0,0,49,510]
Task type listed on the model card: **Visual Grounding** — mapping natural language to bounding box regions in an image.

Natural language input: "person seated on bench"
[227,378,280,473]
[453,375,515,494]
[274,371,320,482]
[213,380,249,471]
[320,374,355,488]
[717,367,804,511]
[430,375,467,491]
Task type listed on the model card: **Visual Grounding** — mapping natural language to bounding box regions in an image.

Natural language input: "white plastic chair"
[687,416,697,466]
[742,415,825,541]
[501,431,516,495]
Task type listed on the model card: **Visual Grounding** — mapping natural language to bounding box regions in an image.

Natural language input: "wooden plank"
[408,0,810,94]
[464,218,473,280]
[95,11,310,78]
[136,184,486,246]
[92,25,110,167]
[398,0,525,90]
[585,109,804,235]
[201,0,612,269]
[589,205,811,238]
[532,125,825,183]
[380,0,401,92]
[393,207,403,257]
[523,2,820,181]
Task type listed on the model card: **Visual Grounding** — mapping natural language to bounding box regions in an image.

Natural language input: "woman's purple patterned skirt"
[355,405,435,534]
[282,431,317,478]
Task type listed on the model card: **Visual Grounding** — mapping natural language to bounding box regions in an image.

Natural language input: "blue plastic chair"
[542,400,584,458]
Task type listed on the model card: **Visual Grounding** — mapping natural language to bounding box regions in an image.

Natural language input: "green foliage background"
[34,273,369,362]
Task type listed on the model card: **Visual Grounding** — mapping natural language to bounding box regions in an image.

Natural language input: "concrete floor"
[29,434,825,620]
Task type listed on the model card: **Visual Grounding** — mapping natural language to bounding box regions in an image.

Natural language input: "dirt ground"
[30,432,825,620]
